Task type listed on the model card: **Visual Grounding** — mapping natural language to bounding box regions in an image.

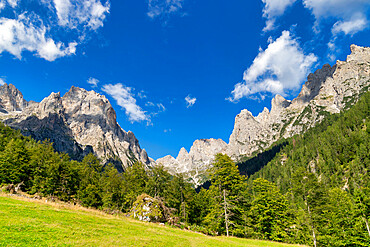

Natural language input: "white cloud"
[0,0,109,61]
[303,0,370,35]
[0,14,77,61]
[0,1,5,11]
[229,31,317,102]
[145,101,166,117]
[54,0,72,26]
[87,77,99,87]
[303,0,370,60]
[303,0,369,21]
[0,78,5,86]
[6,0,18,8]
[53,0,110,30]
[137,90,147,99]
[0,0,17,11]
[262,0,297,32]
[148,0,184,19]
[157,103,166,112]
[38,39,77,61]
[102,83,149,123]
[185,95,196,108]
[146,101,155,107]
[332,14,368,36]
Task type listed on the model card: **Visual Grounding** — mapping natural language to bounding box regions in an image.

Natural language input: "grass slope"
[0,195,306,247]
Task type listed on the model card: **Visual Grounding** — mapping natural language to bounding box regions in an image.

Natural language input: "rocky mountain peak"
[0,85,153,171]
[348,44,369,63]
[256,107,270,123]
[157,44,370,186]
[157,138,228,186]
[0,83,28,113]
[62,86,111,115]
[177,147,189,160]
[235,109,254,121]
[189,138,228,157]
[34,92,63,119]
[294,64,335,105]
[271,95,291,113]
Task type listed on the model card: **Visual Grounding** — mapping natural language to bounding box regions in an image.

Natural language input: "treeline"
[0,123,198,222]
[0,92,369,247]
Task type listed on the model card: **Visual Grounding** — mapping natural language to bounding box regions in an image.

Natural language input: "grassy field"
[0,195,307,247]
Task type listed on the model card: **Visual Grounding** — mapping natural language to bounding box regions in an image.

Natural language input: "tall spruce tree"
[204,154,246,236]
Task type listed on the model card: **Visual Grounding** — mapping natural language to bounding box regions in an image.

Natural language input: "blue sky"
[0,0,369,159]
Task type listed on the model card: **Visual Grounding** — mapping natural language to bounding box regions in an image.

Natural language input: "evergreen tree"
[0,138,31,186]
[122,161,149,211]
[77,154,103,208]
[248,178,293,242]
[204,154,246,237]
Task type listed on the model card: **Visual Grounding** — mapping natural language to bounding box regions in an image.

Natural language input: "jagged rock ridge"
[157,44,370,186]
[0,85,153,171]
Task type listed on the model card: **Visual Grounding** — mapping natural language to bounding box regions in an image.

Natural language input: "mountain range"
[0,44,368,184]
[157,44,370,185]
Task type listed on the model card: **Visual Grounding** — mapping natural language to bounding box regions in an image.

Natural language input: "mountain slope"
[242,92,370,246]
[157,44,370,185]
[248,91,370,192]
[0,85,152,170]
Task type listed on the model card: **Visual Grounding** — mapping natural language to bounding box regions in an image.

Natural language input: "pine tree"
[205,154,246,236]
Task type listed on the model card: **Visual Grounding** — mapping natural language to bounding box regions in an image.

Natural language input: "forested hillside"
[239,91,370,246]
[0,92,369,247]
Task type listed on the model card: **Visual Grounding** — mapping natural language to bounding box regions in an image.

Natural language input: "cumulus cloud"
[229,31,317,102]
[147,0,184,19]
[0,0,110,61]
[262,0,297,32]
[102,83,149,123]
[0,14,77,61]
[185,95,196,108]
[87,77,99,87]
[0,78,5,86]
[303,0,370,35]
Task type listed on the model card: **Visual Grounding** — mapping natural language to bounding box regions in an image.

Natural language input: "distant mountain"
[0,85,153,171]
[157,44,370,186]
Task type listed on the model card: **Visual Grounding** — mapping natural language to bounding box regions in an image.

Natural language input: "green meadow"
[0,195,307,247]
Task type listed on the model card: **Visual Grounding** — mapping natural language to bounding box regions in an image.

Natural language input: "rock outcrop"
[0,84,28,113]
[0,85,153,171]
[157,44,370,185]
[157,138,228,185]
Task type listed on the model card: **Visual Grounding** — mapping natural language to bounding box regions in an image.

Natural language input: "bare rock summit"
[0,85,153,171]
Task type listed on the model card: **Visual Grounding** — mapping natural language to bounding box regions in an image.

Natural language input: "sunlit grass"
[0,195,307,247]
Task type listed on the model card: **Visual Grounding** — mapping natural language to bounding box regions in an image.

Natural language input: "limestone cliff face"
[0,85,153,171]
[157,138,228,186]
[157,44,370,184]
[0,84,28,113]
